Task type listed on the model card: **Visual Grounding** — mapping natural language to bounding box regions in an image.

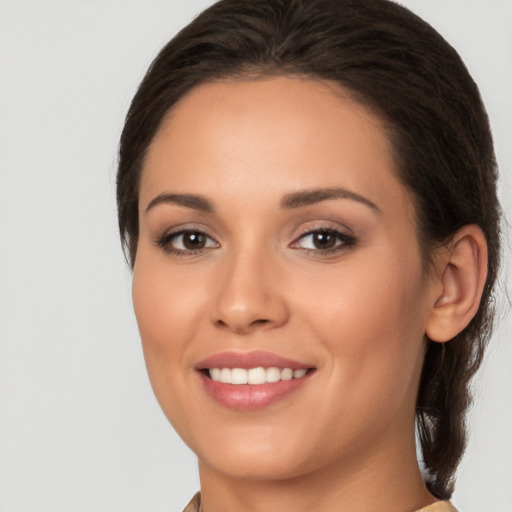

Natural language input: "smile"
[208,367,308,385]
[195,351,316,410]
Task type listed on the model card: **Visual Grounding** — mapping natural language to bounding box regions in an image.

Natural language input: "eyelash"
[155,227,356,257]
[155,229,219,257]
[292,228,357,254]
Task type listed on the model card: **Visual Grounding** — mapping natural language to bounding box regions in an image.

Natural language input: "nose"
[210,249,289,335]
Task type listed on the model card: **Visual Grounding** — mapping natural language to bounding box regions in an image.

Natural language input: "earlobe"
[426,224,488,343]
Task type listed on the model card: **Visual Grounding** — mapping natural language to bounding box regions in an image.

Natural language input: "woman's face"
[133,77,438,480]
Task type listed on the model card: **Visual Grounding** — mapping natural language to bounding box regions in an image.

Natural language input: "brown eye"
[182,231,207,250]
[292,228,356,253]
[156,229,219,255]
[312,231,337,250]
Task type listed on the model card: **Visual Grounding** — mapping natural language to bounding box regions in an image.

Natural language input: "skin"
[132,76,469,511]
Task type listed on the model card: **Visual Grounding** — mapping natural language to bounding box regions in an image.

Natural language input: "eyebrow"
[280,187,381,213]
[145,187,380,215]
[145,193,214,213]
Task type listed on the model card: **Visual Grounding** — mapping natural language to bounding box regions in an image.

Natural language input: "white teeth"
[208,367,309,384]
[266,367,281,383]
[220,368,231,384]
[247,367,266,385]
[280,368,293,381]
[231,368,248,384]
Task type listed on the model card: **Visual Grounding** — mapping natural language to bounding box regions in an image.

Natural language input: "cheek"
[131,251,206,410]
[300,252,428,416]
[305,246,425,337]
[132,246,206,349]
[131,260,216,450]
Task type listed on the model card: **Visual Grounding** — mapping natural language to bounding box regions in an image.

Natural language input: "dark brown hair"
[117,0,501,499]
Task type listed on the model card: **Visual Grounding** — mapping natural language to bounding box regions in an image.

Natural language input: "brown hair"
[117,0,501,499]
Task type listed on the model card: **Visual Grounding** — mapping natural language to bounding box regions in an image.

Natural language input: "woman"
[116,0,501,510]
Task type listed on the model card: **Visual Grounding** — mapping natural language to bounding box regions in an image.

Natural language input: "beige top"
[182,492,458,512]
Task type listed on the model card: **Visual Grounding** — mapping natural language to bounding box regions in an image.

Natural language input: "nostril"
[252,318,270,325]
[215,317,271,332]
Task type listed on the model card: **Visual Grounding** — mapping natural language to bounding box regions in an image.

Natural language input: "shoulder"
[416,501,458,512]
[182,491,201,512]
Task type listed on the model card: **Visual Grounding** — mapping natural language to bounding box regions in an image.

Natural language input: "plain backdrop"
[0,1,510,511]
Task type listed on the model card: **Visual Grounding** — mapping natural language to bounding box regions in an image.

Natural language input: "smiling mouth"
[202,367,313,385]
[195,351,316,409]
[198,367,315,410]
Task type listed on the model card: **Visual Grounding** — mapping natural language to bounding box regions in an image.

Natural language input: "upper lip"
[195,350,313,370]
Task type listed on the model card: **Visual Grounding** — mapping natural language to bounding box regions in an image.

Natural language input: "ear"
[426,224,488,343]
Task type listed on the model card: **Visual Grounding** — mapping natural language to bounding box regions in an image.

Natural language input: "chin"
[190,424,326,481]
[200,450,312,481]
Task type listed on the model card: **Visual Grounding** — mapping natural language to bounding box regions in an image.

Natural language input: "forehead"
[140,76,412,218]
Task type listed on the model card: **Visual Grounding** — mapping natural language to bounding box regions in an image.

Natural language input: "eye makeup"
[153,224,357,259]
[290,227,357,255]
[155,228,220,257]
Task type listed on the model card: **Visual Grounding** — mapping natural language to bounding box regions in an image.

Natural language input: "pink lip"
[195,350,311,370]
[195,351,315,411]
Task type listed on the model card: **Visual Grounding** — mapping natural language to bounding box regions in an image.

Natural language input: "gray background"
[0,1,510,511]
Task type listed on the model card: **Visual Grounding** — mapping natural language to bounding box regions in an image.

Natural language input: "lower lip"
[197,371,313,411]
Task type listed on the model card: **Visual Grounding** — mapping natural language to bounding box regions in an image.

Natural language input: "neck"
[198,425,437,512]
